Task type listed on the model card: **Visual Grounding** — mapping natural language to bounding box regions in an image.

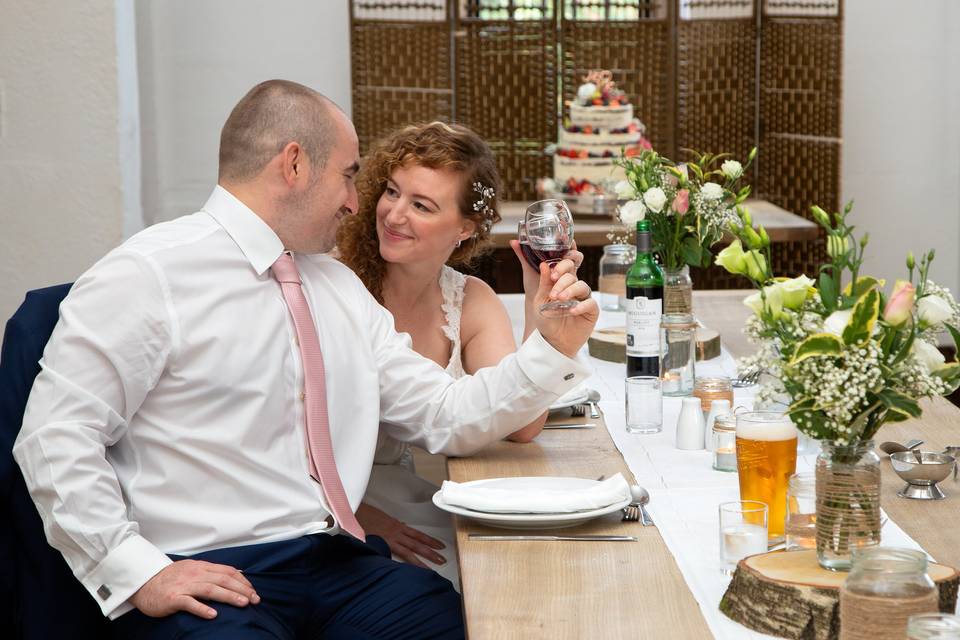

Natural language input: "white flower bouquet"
[614,148,756,270]
[717,201,960,445]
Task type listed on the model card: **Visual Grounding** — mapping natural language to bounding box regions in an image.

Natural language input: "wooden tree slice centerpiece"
[587,326,721,363]
[719,549,959,640]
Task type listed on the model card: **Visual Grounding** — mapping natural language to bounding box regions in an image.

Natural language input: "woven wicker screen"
[350,2,453,154]
[454,11,558,200]
[757,1,843,273]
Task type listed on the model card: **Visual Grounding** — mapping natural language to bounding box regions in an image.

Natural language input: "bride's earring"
[455,239,462,248]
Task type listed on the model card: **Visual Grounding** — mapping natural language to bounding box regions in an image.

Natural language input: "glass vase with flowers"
[716,201,960,569]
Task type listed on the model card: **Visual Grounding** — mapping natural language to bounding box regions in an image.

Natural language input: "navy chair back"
[0,284,110,638]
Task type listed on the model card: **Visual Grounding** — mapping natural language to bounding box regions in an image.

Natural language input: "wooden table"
[489,199,819,248]
[449,290,960,639]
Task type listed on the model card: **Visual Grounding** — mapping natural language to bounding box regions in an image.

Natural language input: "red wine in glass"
[520,243,569,270]
[519,199,578,316]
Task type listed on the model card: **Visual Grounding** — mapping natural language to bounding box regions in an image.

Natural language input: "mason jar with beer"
[735,411,798,542]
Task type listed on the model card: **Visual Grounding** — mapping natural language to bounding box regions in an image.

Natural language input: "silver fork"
[621,505,640,522]
[732,369,762,388]
[570,403,600,419]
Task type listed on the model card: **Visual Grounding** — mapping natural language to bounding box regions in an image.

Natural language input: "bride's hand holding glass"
[517,199,580,317]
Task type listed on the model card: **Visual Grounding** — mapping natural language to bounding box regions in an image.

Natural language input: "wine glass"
[518,199,578,316]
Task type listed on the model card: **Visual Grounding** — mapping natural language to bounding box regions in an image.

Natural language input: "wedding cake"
[552,70,651,200]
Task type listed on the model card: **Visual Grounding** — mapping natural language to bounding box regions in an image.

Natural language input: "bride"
[337,121,583,587]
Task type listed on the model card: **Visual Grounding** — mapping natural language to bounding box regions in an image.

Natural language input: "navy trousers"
[110,534,464,639]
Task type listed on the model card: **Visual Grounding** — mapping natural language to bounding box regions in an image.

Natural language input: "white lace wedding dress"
[363,265,466,588]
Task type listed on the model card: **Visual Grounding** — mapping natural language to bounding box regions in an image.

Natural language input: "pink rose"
[672,189,690,215]
[883,280,916,325]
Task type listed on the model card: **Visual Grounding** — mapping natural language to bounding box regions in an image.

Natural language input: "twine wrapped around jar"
[839,591,939,640]
[815,441,882,571]
[839,548,939,640]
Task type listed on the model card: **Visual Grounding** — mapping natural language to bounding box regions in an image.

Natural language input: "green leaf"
[842,289,880,346]
[890,328,916,366]
[819,272,838,312]
[945,323,960,358]
[790,333,844,364]
[843,276,884,300]
[681,237,702,267]
[877,389,923,421]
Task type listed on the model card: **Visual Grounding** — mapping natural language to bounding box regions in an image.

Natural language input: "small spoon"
[878,439,924,456]
[630,485,654,527]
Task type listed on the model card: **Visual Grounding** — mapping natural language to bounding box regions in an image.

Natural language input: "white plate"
[432,477,631,530]
[548,386,591,411]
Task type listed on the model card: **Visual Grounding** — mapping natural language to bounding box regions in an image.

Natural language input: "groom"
[13,79,599,639]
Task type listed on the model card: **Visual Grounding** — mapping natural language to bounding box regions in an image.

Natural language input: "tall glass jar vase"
[815,440,882,571]
[598,244,635,311]
[663,265,693,315]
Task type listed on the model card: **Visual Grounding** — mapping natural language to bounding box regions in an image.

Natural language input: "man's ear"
[280,142,303,186]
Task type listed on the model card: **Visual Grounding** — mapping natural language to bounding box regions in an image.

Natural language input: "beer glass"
[735,411,797,542]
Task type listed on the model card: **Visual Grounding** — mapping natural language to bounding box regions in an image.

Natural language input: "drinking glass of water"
[518,199,576,316]
[786,472,817,551]
[719,500,768,575]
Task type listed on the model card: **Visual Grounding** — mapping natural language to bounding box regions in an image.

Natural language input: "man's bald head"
[218,79,338,183]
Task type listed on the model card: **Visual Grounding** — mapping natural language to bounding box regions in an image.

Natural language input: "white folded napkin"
[440,473,630,514]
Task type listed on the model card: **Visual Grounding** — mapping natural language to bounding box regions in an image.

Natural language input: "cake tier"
[559,129,641,149]
[554,155,627,186]
[569,103,633,129]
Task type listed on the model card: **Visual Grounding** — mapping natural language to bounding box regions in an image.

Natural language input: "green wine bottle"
[626,219,663,377]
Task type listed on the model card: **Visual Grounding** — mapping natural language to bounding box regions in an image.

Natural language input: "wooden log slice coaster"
[719,549,959,640]
[587,326,721,364]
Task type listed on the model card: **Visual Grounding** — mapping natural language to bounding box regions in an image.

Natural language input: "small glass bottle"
[598,244,636,312]
[839,547,938,640]
[660,313,696,396]
[907,613,960,639]
[693,376,734,416]
[712,413,737,472]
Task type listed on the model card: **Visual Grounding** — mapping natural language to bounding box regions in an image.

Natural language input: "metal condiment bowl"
[890,451,956,500]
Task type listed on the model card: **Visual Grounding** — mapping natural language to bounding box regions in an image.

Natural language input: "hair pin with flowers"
[472,182,497,230]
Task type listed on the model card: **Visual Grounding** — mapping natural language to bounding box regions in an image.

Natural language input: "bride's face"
[376,163,476,266]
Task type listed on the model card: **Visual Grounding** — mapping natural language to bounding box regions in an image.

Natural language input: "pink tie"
[271,253,365,541]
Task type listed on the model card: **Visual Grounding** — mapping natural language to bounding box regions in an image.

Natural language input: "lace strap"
[438,266,466,373]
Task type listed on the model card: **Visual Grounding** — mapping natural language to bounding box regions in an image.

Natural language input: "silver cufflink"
[97,585,112,600]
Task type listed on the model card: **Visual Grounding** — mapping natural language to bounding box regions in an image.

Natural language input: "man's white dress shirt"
[13,186,589,619]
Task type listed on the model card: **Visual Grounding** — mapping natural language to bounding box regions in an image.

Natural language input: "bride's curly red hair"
[336,121,502,302]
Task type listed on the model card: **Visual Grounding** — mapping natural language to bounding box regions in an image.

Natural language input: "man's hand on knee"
[130,559,261,619]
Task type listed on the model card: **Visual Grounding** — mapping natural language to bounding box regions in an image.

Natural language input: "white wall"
[843,0,960,295]
[135,0,352,225]
[0,0,139,322]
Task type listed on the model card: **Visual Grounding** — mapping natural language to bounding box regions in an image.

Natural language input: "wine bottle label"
[626,296,662,357]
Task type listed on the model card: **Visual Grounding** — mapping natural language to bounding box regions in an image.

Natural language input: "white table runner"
[585,305,931,639]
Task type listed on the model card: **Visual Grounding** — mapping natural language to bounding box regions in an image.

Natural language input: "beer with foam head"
[735,412,797,541]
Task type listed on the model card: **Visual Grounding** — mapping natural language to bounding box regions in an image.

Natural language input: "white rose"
[918,294,954,327]
[913,339,947,372]
[618,199,646,226]
[701,182,724,201]
[614,180,637,200]
[823,309,853,337]
[642,187,667,214]
[538,177,557,195]
[721,160,743,180]
[577,82,597,104]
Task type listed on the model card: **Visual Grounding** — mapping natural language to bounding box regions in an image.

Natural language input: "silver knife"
[543,422,595,429]
[468,534,637,541]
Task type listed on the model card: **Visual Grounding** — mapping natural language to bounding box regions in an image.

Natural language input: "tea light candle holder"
[712,413,737,472]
